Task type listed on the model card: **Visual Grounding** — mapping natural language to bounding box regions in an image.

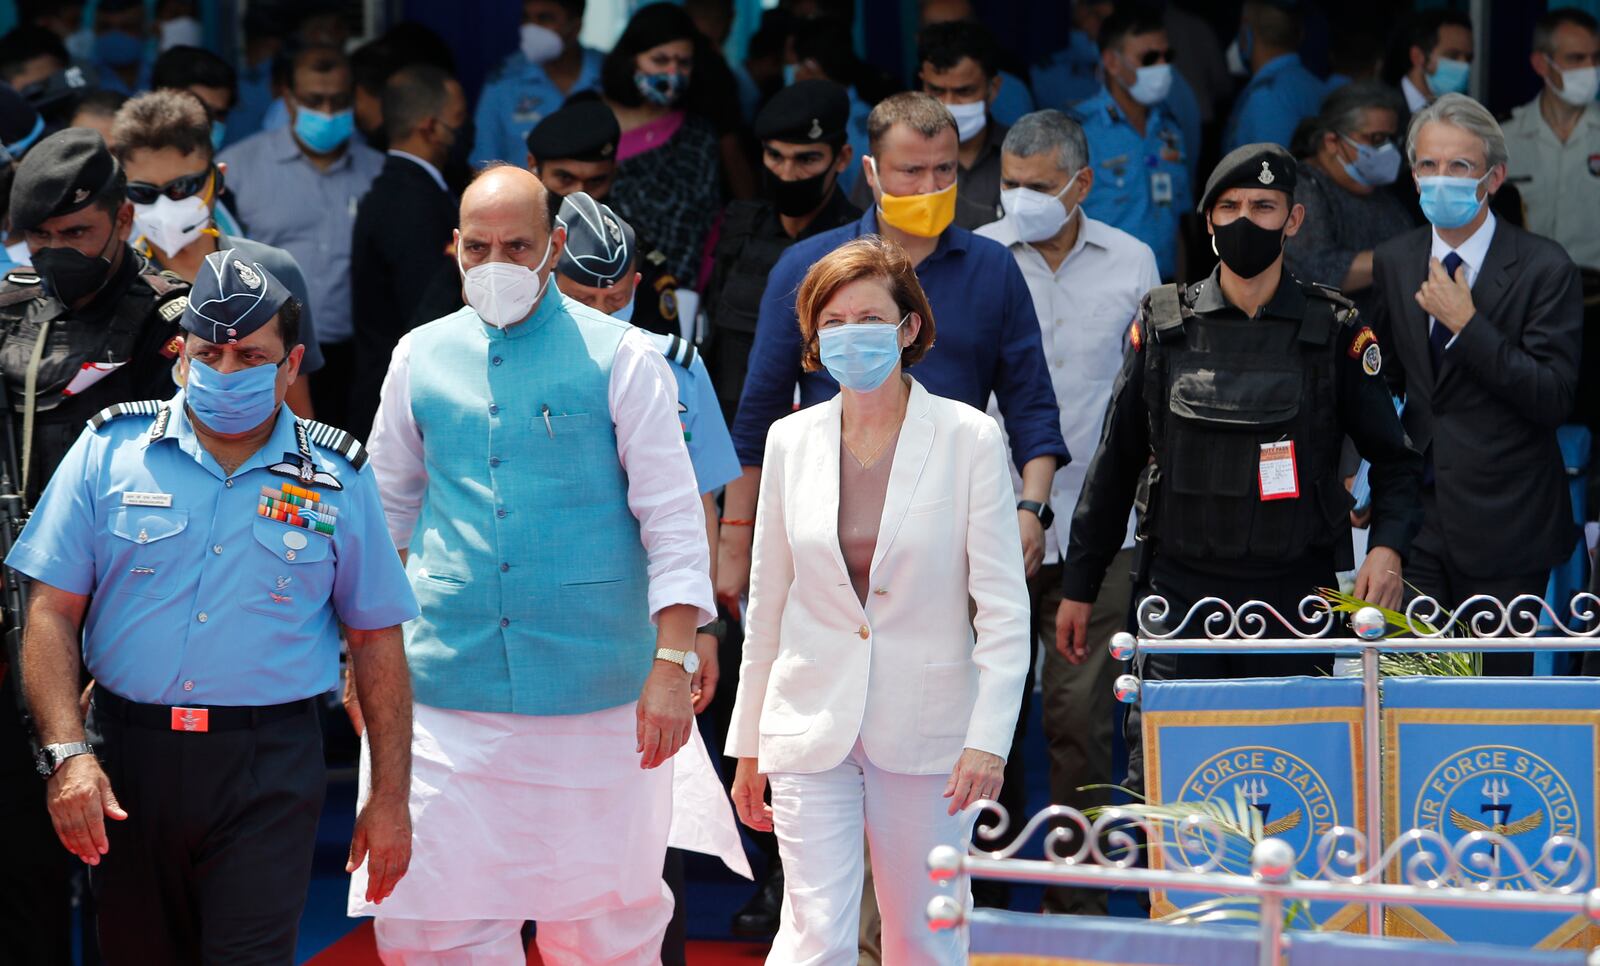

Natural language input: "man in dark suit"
[1371,93,1583,673]
[348,62,464,437]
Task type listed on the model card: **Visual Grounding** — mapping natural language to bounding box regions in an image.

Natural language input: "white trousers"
[766,740,969,966]
[372,880,673,965]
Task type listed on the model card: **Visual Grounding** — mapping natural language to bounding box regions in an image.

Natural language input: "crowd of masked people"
[1,0,1598,963]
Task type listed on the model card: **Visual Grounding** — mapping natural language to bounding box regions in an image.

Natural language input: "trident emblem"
[1239,778,1271,822]
[1481,779,1511,826]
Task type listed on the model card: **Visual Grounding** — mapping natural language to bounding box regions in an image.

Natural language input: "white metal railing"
[926,801,1600,966]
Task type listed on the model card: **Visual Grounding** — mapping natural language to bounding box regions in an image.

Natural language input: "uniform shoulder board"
[1145,282,1188,342]
[663,332,697,370]
[645,249,668,269]
[141,269,190,297]
[1304,280,1357,316]
[88,400,165,431]
[303,419,369,471]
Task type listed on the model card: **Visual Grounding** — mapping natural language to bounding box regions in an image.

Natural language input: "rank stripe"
[301,420,368,470]
[87,399,165,431]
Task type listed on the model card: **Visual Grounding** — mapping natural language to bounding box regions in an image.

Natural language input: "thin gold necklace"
[844,391,907,469]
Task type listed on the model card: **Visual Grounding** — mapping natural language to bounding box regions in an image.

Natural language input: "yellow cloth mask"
[867,156,957,238]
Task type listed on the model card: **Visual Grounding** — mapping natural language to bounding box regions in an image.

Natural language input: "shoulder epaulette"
[1145,282,1188,343]
[88,399,165,431]
[663,332,697,370]
[1303,280,1359,324]
[303,419,369,470]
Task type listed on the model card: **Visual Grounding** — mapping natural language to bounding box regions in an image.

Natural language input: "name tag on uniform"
[122,491,172,507]
[1151,171,1174,205]
[1259,441,1299,501]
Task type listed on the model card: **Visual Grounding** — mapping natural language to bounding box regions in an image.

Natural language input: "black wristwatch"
[1017,499,1055,530]
[698,619,727,639]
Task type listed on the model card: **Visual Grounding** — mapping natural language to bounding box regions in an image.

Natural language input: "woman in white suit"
[726,236,1032,964]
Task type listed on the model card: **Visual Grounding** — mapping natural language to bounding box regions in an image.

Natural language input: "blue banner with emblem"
[1143,676,1366,930]
[1383,677,1600,950]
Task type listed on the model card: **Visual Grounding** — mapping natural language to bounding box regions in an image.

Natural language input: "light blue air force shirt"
[6,395,417,706]
[471,48,605,167]
[645,331,741,495]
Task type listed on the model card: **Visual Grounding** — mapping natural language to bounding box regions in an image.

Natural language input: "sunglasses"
[127,167,216,205]
[1134,49,1176,67]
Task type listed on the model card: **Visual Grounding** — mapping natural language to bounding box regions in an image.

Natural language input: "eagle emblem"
[1448,808,1545,837]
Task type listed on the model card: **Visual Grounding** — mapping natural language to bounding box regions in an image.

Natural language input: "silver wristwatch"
[35,741,93,778]
[655,647,701,675]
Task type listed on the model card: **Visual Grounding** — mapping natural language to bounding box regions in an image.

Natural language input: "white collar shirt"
[977,210,1160,557]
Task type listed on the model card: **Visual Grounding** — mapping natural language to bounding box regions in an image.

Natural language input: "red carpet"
[308,921,770,965]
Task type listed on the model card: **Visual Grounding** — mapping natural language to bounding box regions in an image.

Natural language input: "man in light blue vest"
[358,164,714,963]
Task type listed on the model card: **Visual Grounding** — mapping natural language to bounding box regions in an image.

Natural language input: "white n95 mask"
[458,235,554,329]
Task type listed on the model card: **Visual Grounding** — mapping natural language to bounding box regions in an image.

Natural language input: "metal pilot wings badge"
[266,421,344,490]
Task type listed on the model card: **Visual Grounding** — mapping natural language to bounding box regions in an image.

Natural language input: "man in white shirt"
[356,165,714,963]
[978,109,1159,915]
[1503,8,1600,272]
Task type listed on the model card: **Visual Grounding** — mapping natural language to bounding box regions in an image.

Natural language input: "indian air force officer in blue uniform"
[8,249,418,964]
[1223,0,1326,153]
[471,0,604,166]
[1075,6,1193,281]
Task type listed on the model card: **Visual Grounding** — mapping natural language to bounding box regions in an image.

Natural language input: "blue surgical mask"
[210,119,227,151]
[635,70,686,107]
[614,292,636,323]
[1341,136,1401,187]
[95,30,145,68]
[1426,57,1471,96]
[1417,173,1489,230]
[293,105,354,153]
[782,62,798,87]
[184,358,283,434]
[818,316,907,393]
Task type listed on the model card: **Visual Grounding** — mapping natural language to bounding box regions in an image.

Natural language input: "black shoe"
[730,867,784,937]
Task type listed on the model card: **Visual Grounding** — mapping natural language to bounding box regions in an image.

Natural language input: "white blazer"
[726,379,1032,777]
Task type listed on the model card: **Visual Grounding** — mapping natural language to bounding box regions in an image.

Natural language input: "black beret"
[0,85,43,161]
[1198,142,1297,214]
[556,191,635,289]
[754,79,850,145]
[9,128,119,231]
[181,249,292,344]
[525,98,620,163]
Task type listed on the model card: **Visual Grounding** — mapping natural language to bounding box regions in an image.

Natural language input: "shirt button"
[225,479,234,488]
[500,617,510,628]
[489,404,499,415]
[500,562,510,572]
[197,612,208,623]
[489,457,501,467]
[873,588,888,596]
[492,356,503,366]
[212,545,223,555]
[183,680,194,691]
[858,625,870,639]
[496,507,507,518]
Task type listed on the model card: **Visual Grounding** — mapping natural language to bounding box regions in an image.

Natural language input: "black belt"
[94,688,314,733]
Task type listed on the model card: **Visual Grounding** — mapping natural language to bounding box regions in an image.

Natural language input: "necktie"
[1427,251,1463,374]
[1423,251,1464,486]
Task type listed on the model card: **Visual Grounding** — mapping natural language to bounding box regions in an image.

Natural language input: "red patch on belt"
[1347,326,1376,359]
[170,707,209,732]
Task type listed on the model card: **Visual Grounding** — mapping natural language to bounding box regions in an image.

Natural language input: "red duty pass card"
[1258,441,1299,501]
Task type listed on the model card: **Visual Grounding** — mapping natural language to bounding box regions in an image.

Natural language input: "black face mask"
[1210,214,1284,280]
[763,164,835,218]
[546,188,566,226]
[445,119,475,172]
[34,230,117,305]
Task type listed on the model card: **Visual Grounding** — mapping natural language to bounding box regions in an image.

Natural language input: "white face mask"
[521,23,564,65]
[1000,170,1081,243]
[134,193,211,257]
[1549,60,1600,108]
[946,100,987,143]
[1128,63,1174,105]
[458,235,554,329]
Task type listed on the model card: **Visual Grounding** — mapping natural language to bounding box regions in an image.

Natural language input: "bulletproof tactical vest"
[1143,285,1353,566]
[711,202,799,336]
